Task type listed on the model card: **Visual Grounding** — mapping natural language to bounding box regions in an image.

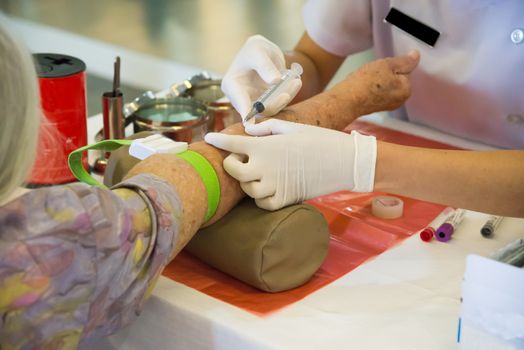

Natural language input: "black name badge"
[385,7,440,47]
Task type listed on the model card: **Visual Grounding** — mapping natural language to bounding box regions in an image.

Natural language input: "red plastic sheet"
[162,121,456,315]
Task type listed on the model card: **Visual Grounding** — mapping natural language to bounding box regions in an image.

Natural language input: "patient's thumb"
[393,50,420,74]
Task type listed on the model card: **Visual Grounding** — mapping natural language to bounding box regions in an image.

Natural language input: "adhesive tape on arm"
[371,196,404,219]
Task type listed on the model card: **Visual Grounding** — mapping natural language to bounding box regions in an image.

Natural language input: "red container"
[29,54,88,185]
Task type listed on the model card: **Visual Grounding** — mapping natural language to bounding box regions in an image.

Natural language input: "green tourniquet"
[68,139,133,188]
[177,150,221,222]
[68,140,221,222]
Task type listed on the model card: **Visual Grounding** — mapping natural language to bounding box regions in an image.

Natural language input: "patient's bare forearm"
[277,91,360,131]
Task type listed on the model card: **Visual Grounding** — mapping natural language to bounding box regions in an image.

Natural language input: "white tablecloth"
[86,113,523,350]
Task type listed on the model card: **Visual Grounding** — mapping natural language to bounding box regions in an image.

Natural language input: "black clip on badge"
[385,7,440,47]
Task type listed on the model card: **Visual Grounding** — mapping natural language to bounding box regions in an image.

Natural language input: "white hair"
[0,17,40,203]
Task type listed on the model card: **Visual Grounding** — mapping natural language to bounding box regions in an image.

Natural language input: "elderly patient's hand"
[268,51,421,132]
[347,50,420,115]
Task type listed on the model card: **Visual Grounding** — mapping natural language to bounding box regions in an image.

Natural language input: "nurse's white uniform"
[303,0,524,148]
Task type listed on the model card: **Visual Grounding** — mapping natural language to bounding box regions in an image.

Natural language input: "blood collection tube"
[420,207,455,242]
[480,215,504,238]
[435,209,466,242]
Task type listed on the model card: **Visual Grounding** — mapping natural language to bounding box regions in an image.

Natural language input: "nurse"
[206,0,524,217]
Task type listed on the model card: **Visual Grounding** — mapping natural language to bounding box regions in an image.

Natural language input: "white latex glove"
[221,35,302,119]
[205,119,377,211]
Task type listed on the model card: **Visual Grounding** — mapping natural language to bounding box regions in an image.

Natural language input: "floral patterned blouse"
[0,174,182,349]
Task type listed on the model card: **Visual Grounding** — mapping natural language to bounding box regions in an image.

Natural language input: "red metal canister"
[29,53,88,185]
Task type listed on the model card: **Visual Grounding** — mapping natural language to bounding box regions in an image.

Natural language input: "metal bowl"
[183,78,225,103]
[132,97,210,143]
[170,77,241,131]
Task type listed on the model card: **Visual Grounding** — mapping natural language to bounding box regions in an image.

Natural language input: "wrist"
[331,76,366,117]
[278,98,339,130]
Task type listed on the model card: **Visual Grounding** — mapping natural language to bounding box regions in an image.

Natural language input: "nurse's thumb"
[392,50,420,74]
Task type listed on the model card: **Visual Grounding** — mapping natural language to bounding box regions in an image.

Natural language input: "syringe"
[243,62,303,123]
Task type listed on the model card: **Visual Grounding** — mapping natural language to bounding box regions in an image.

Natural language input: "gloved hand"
[205,119,376,211]
[221,35,302,119]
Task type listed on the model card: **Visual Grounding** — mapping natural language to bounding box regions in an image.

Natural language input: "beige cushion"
[185,198,329,292]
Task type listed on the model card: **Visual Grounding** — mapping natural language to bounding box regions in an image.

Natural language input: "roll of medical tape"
[371,195,404,219]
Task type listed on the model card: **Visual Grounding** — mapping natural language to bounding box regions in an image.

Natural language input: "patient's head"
[0,17,39,202]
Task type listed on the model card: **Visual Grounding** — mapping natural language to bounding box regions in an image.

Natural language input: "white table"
[86,113,523,350]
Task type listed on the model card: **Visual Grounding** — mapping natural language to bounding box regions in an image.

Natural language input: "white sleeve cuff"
[350,131,376,192]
